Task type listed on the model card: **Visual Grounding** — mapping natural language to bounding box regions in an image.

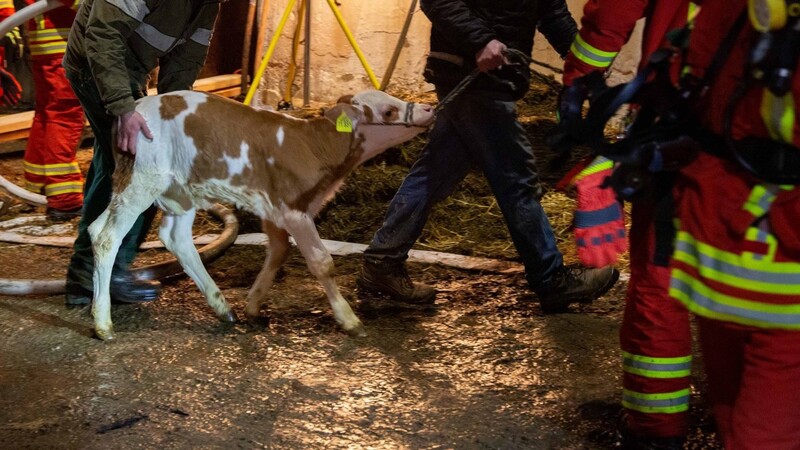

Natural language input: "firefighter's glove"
[3,28,24,63]
[0,67,22,106]
[570,156,628,267]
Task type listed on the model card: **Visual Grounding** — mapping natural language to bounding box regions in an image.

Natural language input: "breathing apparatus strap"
[719,3,800,184]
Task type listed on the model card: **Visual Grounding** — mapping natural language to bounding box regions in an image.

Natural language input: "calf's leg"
[282,212,365,337]
[158,208,237,323]
[245,220,290,327]
[88,187,162,340]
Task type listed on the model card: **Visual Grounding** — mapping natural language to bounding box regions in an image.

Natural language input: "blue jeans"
[364,89,563,289]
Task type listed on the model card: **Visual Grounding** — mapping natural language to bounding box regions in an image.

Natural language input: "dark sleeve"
[84,0,152,115]
[420,0,497,57]
[536,0,578,58]
[157,5,219,93]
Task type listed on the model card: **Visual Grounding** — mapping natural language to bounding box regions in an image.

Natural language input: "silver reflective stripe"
[190,28,213,46]
[622,357,691,376]
[671,276,800,325]
[135,22,177,52]
[105,0,149,21]
[673,239,800,285]
[755,186,780,214]
[622,388,690,413]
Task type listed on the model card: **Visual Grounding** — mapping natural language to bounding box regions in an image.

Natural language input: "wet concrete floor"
[0,243,722,449]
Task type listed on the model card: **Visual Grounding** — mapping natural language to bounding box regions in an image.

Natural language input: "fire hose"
[0,3,240,297]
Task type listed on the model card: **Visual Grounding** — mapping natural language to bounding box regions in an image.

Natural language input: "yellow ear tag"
[336,111,353,133]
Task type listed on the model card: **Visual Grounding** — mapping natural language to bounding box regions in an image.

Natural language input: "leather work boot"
[46,206,82,222]
[356,259,436,305]
[536,265,619,313]
[619,433,685,450]
[617,413,685,450]
[65,265,161,306]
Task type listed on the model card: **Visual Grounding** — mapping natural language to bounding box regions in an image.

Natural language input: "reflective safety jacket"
[23,0,80,59]
[671,0,800,330]
[0,0,14,64]
[63,0,221,116]
[562,0,698,86]
[671,155,800,329]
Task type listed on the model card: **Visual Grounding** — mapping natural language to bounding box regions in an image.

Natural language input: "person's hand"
[475,39,509,72]
[0,67,21,106]
[116,111,153,155]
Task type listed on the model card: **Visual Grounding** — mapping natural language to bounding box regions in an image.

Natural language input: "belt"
[428,51,465,67]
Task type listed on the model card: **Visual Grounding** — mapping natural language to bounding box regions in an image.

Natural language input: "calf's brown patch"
[183,94,362,211]
[159,95,189,120]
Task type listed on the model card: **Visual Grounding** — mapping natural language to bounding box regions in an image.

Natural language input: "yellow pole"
[244,0,298,105]
[325,0,380,89]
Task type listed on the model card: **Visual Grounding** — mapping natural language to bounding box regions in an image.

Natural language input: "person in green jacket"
[62,0,223,306]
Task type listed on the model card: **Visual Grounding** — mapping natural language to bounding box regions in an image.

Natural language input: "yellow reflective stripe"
[570,34,618,68]
[25,181,45,193]
[688,2,701,22]
[761,90,795,143]
[670,268,800,329]
[73,0,81,10]
[622,388,690,414]
[30,42,68,56]
[674,230,800,292]
[23,161,81,176]
[44,181,83,197]
[574,156,614,181]
[29,28,71,40]
[742,184,779,217]
[744,226,778,262]
[622,351,692,379]
[0,0,13,8]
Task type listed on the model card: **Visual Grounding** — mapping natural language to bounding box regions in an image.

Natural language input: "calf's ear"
[335,94,354,104]
[323,104,363,127]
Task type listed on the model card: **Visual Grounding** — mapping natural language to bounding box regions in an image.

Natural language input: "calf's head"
[324,90,435,162]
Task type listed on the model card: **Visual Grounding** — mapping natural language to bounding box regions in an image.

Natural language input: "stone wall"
[252,0,645,107]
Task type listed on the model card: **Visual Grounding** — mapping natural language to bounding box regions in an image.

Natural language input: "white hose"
[0,174,45,205]
[0,0,63,37]
[0,204,240,296]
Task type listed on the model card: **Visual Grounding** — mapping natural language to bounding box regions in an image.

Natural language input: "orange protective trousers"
[23,53,85,210]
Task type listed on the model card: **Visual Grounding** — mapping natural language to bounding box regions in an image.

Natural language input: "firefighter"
[559,1,699,448]
[669,0,800,446]
[0,0,22,106]
[21,0,85,221]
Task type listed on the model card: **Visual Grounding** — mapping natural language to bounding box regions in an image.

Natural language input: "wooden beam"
[0,74,241,153]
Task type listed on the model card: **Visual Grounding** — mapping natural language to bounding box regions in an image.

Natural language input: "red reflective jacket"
[563,0,695,86]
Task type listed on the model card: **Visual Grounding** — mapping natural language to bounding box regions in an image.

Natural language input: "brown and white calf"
[88,90,434,340]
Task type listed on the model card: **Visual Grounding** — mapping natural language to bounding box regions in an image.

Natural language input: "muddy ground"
[0,82,722,449]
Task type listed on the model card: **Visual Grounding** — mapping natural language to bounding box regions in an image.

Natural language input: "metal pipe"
[380,0,418,91]
[303,0,311,106]
[245,0,298,105]
[325,0,380,89]
[240,0,258,94]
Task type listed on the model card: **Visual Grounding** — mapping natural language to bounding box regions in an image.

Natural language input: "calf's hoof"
[94,327,115,341]
[345,323,367,338]
[217,310,239,323]
[244,312,269,329]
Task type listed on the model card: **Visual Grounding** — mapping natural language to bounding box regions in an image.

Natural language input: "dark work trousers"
[364,88,563,289]
[64,68,156,275]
